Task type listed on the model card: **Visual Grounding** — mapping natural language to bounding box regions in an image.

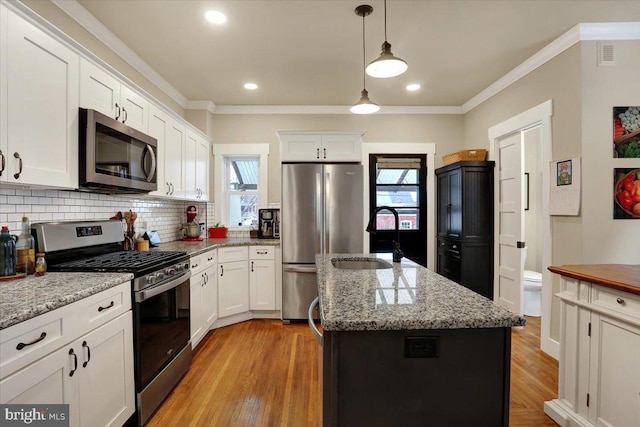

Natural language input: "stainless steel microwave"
[79,108,157,193]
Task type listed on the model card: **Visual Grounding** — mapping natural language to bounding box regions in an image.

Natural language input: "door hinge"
[588,322,591,337]
[516,241,525,248]
[586,393,590,407]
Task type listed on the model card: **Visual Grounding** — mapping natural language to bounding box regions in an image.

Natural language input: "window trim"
[213,144,269,231]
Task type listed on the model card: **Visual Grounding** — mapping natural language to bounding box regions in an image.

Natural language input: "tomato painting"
[614,169,640,219]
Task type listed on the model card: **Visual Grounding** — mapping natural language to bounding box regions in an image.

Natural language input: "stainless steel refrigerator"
[282,163,363,321]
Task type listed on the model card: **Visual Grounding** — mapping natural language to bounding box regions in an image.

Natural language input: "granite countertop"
[155,237,280,257]
[0,272,133,330]
[548,264,640,295]
[317,253,525,332]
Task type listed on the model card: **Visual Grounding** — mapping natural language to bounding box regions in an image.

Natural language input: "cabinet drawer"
[592,285,640,321]
[218,246,248,263]
[202,249,217,267]
[190,254,204,273]
[0,312,66,380]
[250,246,274,260]
[437,239,461,255]
[78,282,132,332]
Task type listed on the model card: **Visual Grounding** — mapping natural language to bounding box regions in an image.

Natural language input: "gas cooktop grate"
[50,251,187,272]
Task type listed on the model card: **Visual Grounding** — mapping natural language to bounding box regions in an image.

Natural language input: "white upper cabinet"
[148,103,186,199]
[277,131,364,162]
[1,7,79,189]
[185,129,210,201]
[80,58,148,133]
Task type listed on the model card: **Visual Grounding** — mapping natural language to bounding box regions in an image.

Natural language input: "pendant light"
[366,0,407,78]
[351,5,380,115]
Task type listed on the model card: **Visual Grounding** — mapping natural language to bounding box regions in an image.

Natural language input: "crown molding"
[463,22,640,113]
[38,3,640,115]
[186,100,217,115]
[51,0,188,108]
[579,22,640,40]
[214,105,464,115]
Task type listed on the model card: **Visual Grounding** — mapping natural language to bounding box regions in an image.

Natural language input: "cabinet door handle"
[13,152,22,179]
[323,148,326,159]
[251,261,254,272]
[69,348,78,377]
[0,149,5,176]
[98,301,114,312]
[82,341,91,368]
[257,251,268,255]
[115,103,121,120]
[316,148,320,159]
[170,183,175,195]
[220,265,224,276]
[616,297,625,305]
[16,332,46,350]
[122,107,128,123]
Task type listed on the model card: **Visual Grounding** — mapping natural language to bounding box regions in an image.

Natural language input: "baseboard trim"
[544,400,594,427]
[212,310,281,329]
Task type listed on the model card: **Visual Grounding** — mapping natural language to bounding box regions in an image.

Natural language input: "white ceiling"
[72,0,640,108]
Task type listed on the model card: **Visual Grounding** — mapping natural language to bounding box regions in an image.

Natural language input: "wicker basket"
[442,149,487,165]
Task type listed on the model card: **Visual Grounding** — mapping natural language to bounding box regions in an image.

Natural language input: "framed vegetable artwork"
[613,106,640,158]
[614,168,640,219]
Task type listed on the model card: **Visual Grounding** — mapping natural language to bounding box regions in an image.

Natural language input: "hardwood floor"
[147,317,558,426]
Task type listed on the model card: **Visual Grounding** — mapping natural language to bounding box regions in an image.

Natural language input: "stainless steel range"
[32,220,192,426]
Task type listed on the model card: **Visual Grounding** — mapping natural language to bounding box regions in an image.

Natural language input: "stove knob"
[147,274,156,285]
[156,272,165,281]
[166,268,176,276]
[176,264,184,272]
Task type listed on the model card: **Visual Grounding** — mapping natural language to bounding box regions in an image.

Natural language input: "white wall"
[581,40,640,263]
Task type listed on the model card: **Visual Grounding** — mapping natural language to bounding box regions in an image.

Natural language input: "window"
[213,144,269,230]
[226,157,259,227]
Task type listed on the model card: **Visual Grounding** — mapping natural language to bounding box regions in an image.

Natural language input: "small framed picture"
[557,160,572,186]
[613,106,640,158]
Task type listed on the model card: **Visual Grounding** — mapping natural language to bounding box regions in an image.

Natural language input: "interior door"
[496,132,524,313]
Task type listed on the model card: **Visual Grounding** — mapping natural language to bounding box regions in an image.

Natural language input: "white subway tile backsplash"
[1,189,208,243]
[7,196,24,204]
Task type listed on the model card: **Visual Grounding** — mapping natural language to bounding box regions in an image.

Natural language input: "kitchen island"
[314,253,524,427]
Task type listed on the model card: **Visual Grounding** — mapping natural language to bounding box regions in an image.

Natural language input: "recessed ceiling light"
[406,84,421,91]
[244,83,258,90]
[205,10,226,24]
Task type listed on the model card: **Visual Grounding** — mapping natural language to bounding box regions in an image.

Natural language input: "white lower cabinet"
[545,277,640,427]
[190,250,218,349]
[1,311,135,427]
[587,312,640,427]
[219,260,249,318]
[249,246,276,310]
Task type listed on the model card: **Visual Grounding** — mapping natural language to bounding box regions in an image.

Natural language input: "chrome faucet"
[366,206,404,262]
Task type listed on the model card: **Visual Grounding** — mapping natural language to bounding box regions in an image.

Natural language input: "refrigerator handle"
[325,172,331,254]
[316,172,324,255]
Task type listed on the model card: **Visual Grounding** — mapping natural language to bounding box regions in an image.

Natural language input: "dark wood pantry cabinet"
[436,161,495,299]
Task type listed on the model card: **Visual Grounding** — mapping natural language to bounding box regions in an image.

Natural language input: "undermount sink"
[331,257,393,270]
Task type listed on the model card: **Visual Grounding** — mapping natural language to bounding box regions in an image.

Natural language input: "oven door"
[134,271,190,390]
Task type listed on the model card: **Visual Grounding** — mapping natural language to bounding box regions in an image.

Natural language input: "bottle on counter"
[35,253,47,276]
[0,226,16,277]
[16,216,35,275]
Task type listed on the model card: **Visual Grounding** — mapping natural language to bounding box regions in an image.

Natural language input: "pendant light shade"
[366,41,408,78]
[351,5,380,115]
[366,0,407,78]
[350,89,380,114]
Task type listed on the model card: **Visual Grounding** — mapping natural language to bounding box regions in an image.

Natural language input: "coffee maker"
[258,209,279,239]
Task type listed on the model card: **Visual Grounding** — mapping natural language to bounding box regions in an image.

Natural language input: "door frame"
[362,143,436,271]
[488,100,558,360]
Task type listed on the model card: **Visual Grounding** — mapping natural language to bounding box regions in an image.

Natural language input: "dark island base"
[322,327,511,427]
